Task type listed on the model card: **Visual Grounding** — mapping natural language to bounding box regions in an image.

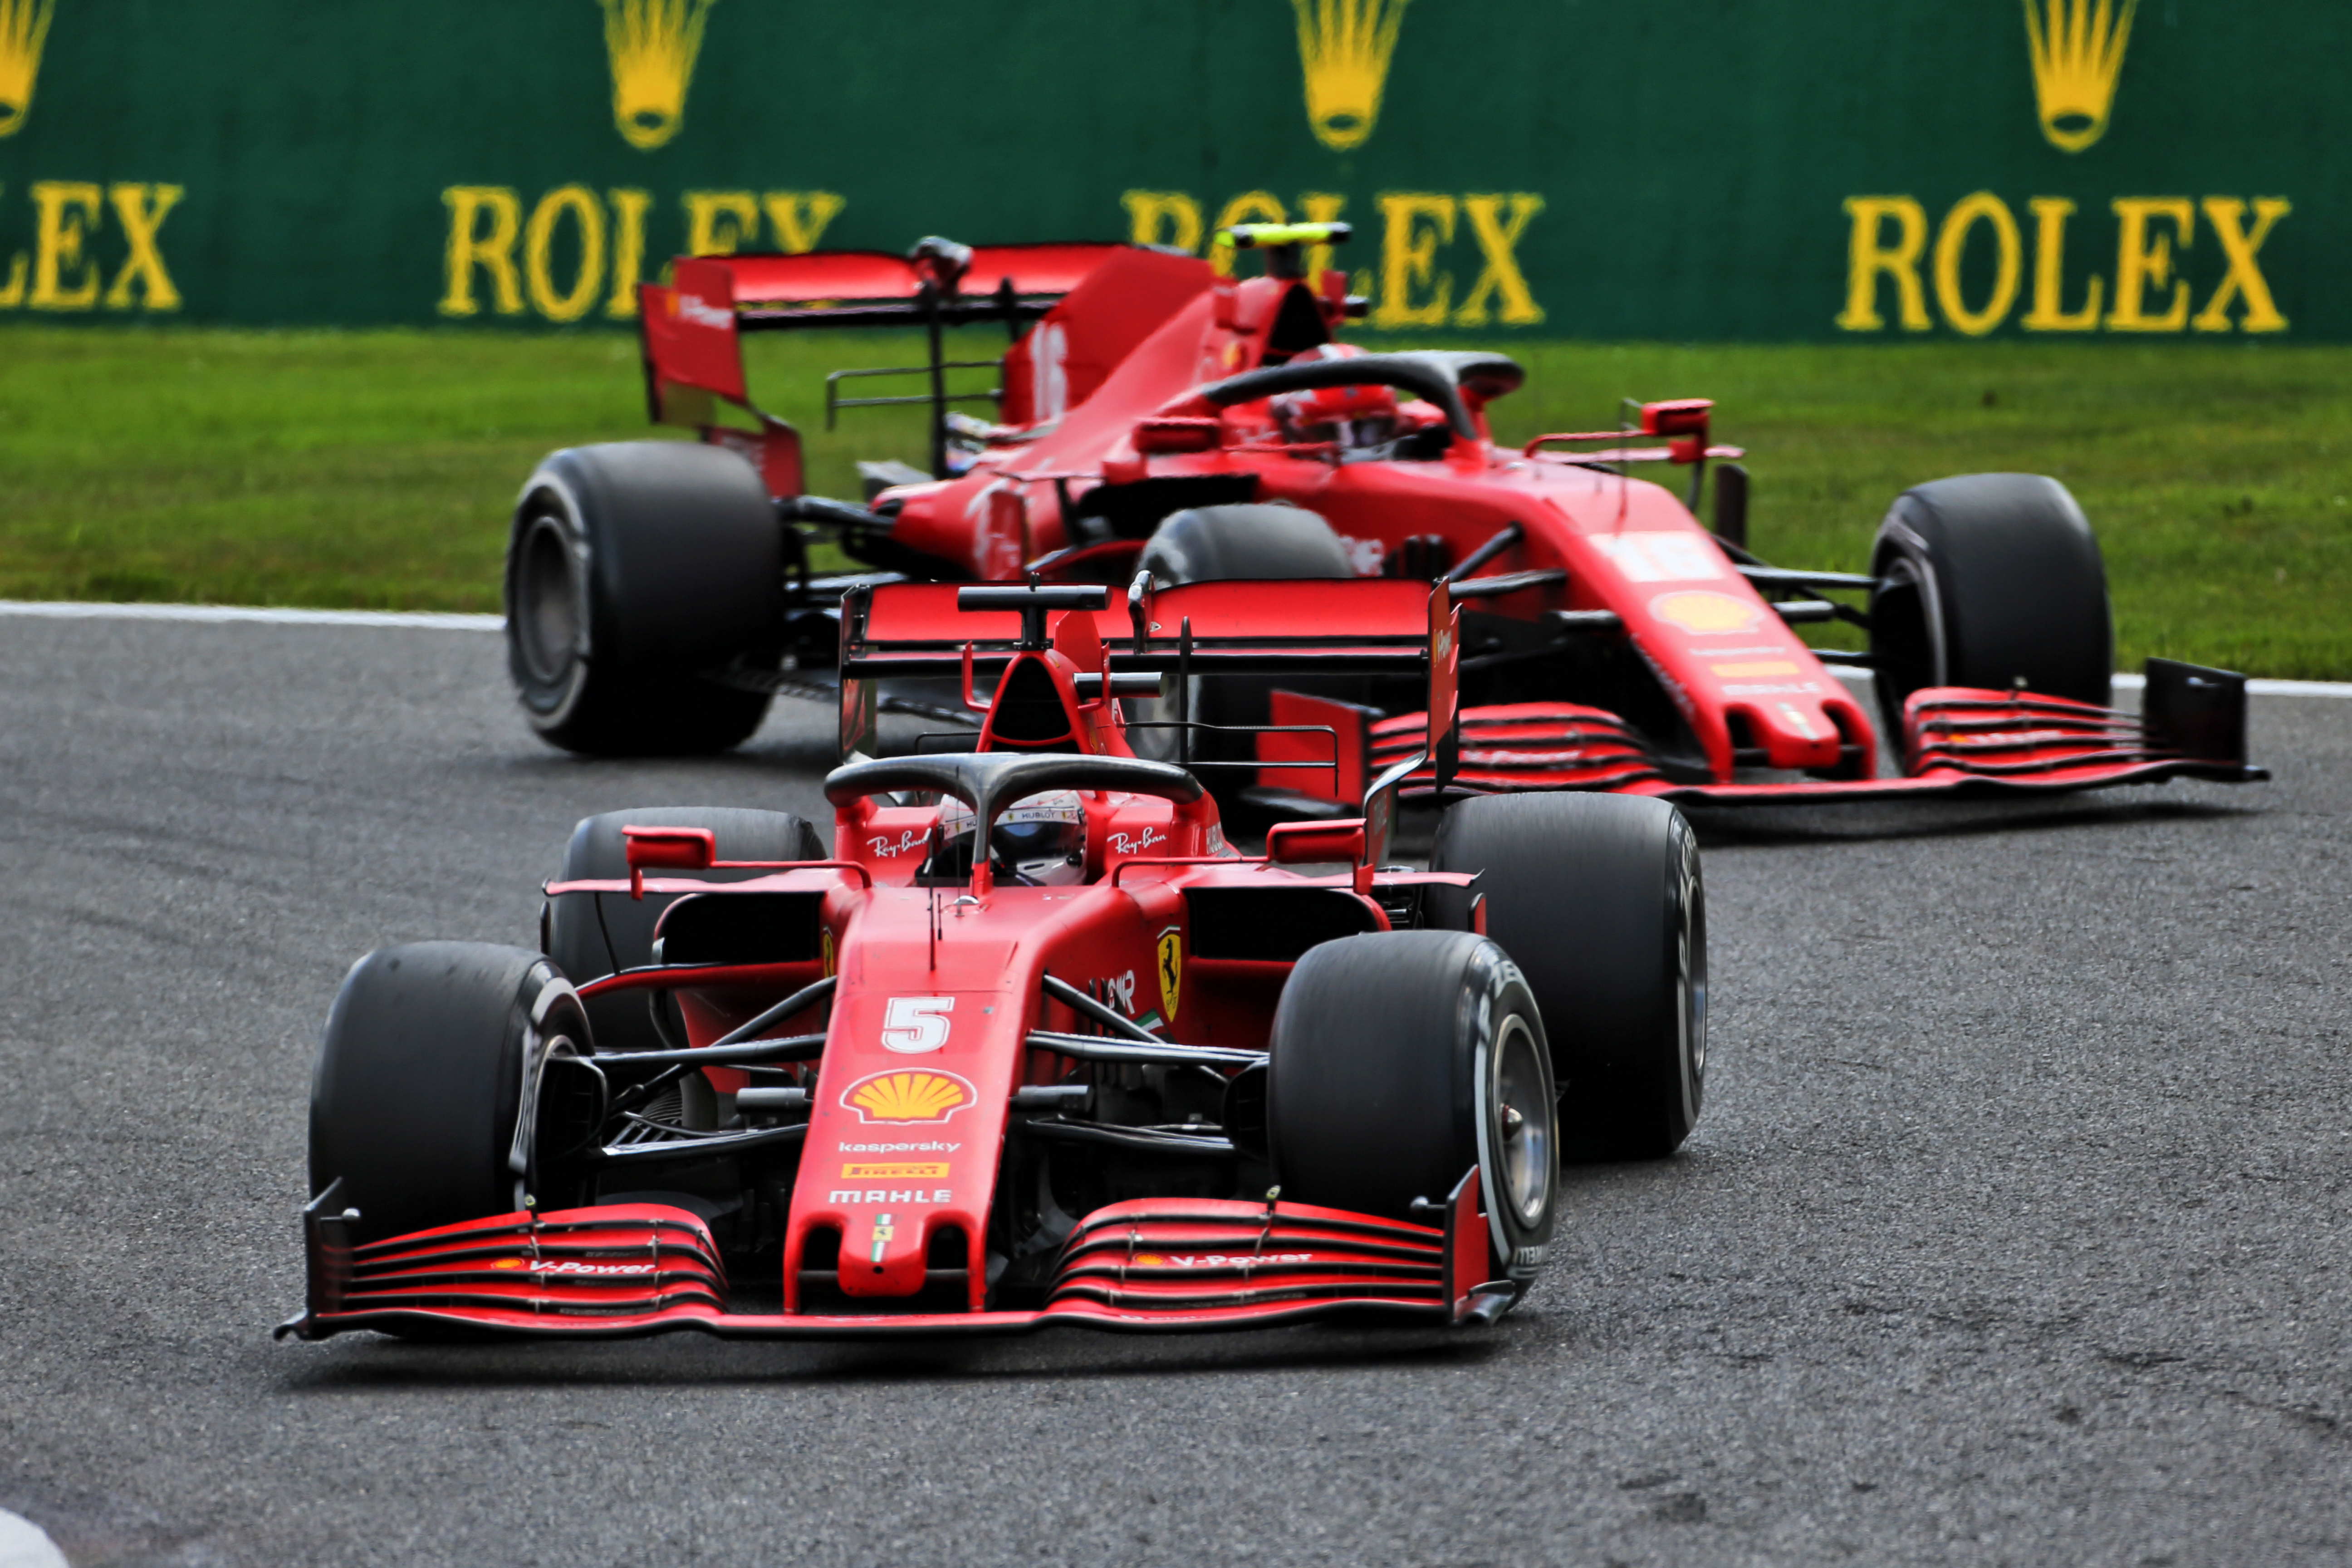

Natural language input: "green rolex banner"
[0,0,2336,339]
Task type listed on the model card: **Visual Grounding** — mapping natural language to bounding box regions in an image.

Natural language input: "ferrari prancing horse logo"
[1156,928,1183,1022]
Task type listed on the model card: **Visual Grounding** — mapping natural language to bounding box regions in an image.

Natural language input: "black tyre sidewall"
[505,442,784,755]
[1429,792,1707,1161]
[1869,472,2114,734]
[310,942,589,1245]
[1267,931,1557,1274]
[542,806,824,1054]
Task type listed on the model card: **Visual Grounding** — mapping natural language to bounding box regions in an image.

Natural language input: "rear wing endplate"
[637,241,1145,490]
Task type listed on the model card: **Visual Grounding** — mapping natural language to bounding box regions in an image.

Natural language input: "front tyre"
[1429,793,1706,1161]
[541,806,824,1055]
[507,441,784,756]
[310,943,601,1246]
[1268,931,1557,1279]
[1868,473,2113,738]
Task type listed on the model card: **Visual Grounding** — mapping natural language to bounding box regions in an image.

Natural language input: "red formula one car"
[284,580,1709,1340]
[502,224,2263,808]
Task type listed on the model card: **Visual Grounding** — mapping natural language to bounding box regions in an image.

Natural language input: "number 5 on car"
[881,996,954,1054]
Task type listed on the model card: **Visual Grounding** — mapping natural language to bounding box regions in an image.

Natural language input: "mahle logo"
[598,0,715,151]
[1289,0,1409,151]
[0,0,55,138]
[2023,0,2136,153]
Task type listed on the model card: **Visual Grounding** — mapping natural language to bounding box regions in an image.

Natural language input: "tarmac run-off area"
[0,610,2346,1567]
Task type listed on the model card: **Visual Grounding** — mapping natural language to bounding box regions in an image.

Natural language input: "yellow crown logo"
[1289,0,1410,151]
[598,0,716,152]
[0,0,55,139]
[843,1069,976,1125]
[2022,0,2137,153]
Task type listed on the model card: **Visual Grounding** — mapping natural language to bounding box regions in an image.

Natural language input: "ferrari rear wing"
[840,577,1440,678]
[837,575,1467,790]
[638,238,1155,484]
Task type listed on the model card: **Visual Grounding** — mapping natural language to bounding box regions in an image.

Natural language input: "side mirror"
[1132,416,1222,455]
[624,826,716,899]
[1266,818,1367,867]
[1640,398,1713,437]
[1641,398,1713,465]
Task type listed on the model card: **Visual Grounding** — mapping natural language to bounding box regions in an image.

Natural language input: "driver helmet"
[1272,345,1399,448]
[926,789,1088,886]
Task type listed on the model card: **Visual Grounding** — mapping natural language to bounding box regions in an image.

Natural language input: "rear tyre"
[506,441,784,756]
[1123,504,1355,790]
[1428,793,1706,1161]
[542,806,824,1055]
[1868,473,2114,739]
[310,942,599,1246]
[1269,931,1556,1279]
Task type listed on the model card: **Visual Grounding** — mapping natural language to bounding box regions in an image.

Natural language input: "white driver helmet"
[928,789,1088,887]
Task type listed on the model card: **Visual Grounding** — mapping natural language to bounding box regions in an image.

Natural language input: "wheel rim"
[1490,1014,1553,1226]
[1676,830,1709,1099]
[514,514,581,686]
[1676,919,1705,1091]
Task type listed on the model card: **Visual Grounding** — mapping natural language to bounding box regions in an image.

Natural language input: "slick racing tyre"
[541,806,825,1055]
[1268,931,1557,1280]
[1428,793,1706,1162]
[506,441,784,756]
[311,943,601,1246]
[1867,473,2114,737]
[1124,504,1354,794]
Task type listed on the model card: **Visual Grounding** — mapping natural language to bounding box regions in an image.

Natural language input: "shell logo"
[1650,591,1764,636]
[840,1069,977,1126]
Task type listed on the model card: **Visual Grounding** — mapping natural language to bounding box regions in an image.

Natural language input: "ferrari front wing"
[1352,659,2265,807]
[276,1174,1515,1341]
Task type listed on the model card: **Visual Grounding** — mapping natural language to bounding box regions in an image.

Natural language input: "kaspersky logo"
[0,0,54,138]
[598,0,716,151]
[1289,0,1409,151]
[2023,0,2136,153]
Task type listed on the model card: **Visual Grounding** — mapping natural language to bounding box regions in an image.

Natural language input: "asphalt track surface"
[1,615,2347,1568]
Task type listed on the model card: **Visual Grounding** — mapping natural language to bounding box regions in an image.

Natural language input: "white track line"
[0,1510,69,1568]
[0,600,500,631]
[3,600,2346,697]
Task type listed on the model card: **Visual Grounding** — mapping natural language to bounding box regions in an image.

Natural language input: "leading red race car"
[502,225,2263,809]
[283,579,1708,1340]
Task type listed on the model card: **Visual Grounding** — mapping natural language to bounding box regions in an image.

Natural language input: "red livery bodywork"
[284,586,1539,1341]
[625,232,2263,807]
[290,1181,1511,1340]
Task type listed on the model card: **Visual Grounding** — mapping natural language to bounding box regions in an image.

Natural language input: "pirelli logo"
[840,1162,948,1180]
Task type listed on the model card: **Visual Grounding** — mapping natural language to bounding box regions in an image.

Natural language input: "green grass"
[2,325,2347,676]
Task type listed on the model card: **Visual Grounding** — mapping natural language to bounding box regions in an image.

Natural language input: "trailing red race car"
[282,580,1708,1340]
[502,225,2264,808]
